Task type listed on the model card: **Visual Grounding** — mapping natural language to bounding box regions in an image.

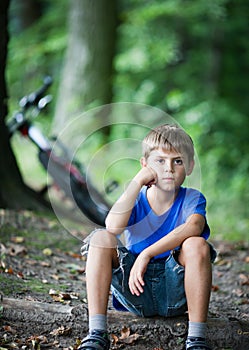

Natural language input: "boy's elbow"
[105,219,124,235]
[105,213,127,235]
[187,214,205,236]
[194,222,205,236]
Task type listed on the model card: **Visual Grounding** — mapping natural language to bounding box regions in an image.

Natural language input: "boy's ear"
[140,157,147,167]
[186,159,195,176]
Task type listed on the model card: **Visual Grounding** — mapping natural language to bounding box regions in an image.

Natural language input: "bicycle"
[7,77,112,226]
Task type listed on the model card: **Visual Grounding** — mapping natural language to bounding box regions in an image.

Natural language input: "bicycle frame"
[7,77,110,226]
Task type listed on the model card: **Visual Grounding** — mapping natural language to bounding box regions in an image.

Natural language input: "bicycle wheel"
[38,150,109,226]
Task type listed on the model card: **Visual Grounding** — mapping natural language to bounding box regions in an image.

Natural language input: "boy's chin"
[155,183,179,192]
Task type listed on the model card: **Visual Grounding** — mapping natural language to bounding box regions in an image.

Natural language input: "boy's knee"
[89,229,118,249]
[182,237,210,260]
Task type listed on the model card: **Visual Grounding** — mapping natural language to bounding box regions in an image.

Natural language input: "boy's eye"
[174,159,183,165]
[156,158,165,164]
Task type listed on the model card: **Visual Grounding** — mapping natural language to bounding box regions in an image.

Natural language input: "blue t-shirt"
[125,186,210,260]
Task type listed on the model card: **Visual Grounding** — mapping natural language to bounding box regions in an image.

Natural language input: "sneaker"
[77,329,110,350]
[186,337,212,350]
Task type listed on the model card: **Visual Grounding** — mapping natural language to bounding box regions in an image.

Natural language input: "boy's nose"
[164,160,174,172]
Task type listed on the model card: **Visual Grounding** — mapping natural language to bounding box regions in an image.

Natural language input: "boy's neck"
[146,186,179,216]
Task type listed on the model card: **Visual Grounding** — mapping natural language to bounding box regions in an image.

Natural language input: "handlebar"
[7,76,53,136]
[19,76,52,110]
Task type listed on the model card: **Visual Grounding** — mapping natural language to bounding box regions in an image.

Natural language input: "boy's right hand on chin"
[134,166,157,188]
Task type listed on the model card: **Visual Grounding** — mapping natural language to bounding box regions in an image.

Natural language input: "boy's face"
[141,148,194,192]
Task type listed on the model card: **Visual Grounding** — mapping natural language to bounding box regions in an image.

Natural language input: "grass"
[0,209,85,299]
[0,274,68,296]
[0,219,79,252]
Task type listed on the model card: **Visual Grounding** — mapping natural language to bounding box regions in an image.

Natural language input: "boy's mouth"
[162,177,174,181]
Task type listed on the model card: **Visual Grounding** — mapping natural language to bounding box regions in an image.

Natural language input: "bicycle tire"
[38,150,109,226]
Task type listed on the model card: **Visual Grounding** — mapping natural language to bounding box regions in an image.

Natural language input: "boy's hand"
[128,251,151,296]
[134,166,157,188]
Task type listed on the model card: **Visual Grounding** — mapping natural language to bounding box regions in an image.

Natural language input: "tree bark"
[0,0,23,208]
[0,0,49,210]
[2,297,248,350]
[52,0,117,136]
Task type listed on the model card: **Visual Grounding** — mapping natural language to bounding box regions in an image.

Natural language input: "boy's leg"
[78,230,119,350]
[86,230,119,316]
[178,236,212,322]
[178,237,212,349]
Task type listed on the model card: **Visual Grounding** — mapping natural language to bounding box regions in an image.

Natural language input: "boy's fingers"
[135,279,144,294]
[129,278,139,295]
[129,274,144,296]
[129,257,147,295]
[137,274,145,287]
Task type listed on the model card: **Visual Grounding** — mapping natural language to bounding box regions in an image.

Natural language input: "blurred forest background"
[2,0,249,240]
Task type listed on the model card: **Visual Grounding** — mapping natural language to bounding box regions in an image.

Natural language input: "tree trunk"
[0,0,49,210]
[52,0,117,136]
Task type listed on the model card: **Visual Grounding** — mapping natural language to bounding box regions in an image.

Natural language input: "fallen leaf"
[75,338,82,348]
[26,334,48,344]
[40,261,51,267]
[10,236,25,243]
[5,267,14,275]
[50,325,72,336]
[49,289,78,302]
[212,285,219,292]
[111,333,119,345]
[42,248,53,256]
[114,326,141,345]
[26,335,48,350]
[239,273,249,286]
[67,251,83,259]
[215,258,231,267]
[232,288,245,297]
[16,271,24,279]
[0,259,6,270]
[50,274,61,281]
[120,326,130,339]
[25,259,38,266]
[3,325,16,334]
[121,333,141,344]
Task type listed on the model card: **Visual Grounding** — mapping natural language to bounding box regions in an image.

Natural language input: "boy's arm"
[129,213,205,296]
[105,166,157,234]
[143,213,205,258]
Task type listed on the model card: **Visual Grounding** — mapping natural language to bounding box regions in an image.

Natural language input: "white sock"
[89,314,107,332]
[188,321,207,339]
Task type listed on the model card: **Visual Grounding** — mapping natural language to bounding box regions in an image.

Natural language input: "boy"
[78,124,216,350]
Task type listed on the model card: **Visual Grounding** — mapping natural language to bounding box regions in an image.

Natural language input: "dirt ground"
[0,210,249,350]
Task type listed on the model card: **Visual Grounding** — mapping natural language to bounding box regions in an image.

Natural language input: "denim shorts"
[111,244,217,318]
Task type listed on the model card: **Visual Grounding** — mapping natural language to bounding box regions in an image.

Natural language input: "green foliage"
[7,0,68,114]
[179,99,249,240]
[115,0,230,106]
[114,0,249,239]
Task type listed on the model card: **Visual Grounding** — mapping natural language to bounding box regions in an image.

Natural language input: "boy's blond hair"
[142,124,194,163]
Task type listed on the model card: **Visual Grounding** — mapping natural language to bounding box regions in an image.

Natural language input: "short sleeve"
[182,188,210,239]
